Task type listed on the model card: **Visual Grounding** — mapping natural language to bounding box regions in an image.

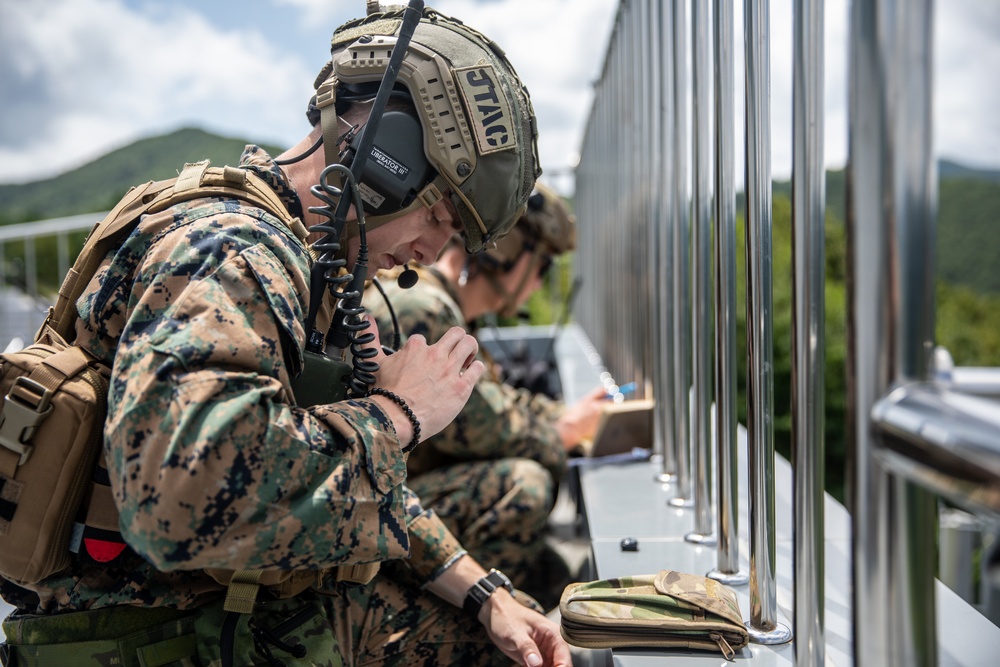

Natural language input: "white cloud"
[0,0,314,183]
[1,0,996,192]
[431,0,619,193]
[270,0,618,192]
[935,1,1000,168]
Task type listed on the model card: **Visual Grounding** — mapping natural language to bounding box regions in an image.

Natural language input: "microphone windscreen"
[397,265,419,289]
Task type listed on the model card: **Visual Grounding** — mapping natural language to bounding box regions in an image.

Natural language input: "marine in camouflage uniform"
[365,185,605,612]
[0,146,497,667]
[0,5,573,666]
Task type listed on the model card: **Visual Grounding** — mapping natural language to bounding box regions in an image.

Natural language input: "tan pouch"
[559,569,750,660]
[0,326,110,584]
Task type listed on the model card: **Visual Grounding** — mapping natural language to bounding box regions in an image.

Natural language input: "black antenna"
[318,0,425,351]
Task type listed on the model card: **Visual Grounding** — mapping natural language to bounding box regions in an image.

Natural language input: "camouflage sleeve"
[96,204,410,573]
[365,278,566,479]
[437,380,567,478]
[401,486,467,582]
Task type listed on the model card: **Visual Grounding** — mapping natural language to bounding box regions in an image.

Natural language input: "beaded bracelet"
[367,387,421,452]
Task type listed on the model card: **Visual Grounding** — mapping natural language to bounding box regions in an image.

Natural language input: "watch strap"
[463,569,513,617]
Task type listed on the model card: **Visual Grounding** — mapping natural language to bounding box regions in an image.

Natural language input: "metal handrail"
[576,0,999,665]
[874,383,1000,518]
[0,212,103,299]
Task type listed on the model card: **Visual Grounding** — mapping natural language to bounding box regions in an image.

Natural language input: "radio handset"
[291,0,425,407]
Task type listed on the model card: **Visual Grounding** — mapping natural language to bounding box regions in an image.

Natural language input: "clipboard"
[578,398,654,458]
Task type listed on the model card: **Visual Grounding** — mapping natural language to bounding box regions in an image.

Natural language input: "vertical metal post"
[792,0,826,662]
[57,232,69,287]
[709,0,747,585]
[624,0,637,388]
[636,0,651,400]
[744,0,791,644]
[848,0,938,665]
[608,17,622,373]
[686,0,716,545]
[25,237,37,299]
[653,0,677,483]
[670,0,694,508]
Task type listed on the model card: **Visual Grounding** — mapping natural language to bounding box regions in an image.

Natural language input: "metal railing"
[0,212,102,347]
[574,0,1000,665]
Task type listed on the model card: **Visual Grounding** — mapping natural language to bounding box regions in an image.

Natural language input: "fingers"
[440,326,479,362]
[589,385,610,401]
[514,636,543,667]
[462,359,486,386]
[538,628,573,667]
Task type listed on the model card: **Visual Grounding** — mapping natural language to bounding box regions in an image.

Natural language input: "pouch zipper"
[563,618,743,659]
[710,631,736,660]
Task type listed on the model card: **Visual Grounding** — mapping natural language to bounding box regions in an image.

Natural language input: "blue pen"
[606,382,637,399]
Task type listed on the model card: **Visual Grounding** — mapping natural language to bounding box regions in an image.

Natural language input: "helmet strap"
[315,75,342,175]
[486,251,543,318]
[339,174,448,239]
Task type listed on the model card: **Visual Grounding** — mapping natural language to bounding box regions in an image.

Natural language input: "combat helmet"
[460,181,574,316]
[313,2,541,252]
[478,181,576,273]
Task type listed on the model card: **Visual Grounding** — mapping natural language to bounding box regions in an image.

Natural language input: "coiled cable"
[304,161,378,397]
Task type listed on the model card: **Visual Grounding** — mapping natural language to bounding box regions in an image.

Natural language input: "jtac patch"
[454,64,516,155]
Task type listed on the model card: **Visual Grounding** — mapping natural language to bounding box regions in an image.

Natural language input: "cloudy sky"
[1,0,998,194]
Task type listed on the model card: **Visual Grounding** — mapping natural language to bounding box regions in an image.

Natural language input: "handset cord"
[300,0,425,397]
[370,277,403,353]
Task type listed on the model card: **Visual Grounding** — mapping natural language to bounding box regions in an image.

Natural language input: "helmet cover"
[483,181,575,269]
[321,5,542,252]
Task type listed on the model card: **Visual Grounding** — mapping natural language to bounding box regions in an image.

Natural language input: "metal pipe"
[709,0,746,586]
[653,0,677,483]
[847,0,937,664]
[792,0,826,662]
[57,233,69,288]
[686,0,716,545]
[873,383,1000,517]
[670,0,694,507]
[25,237,37,299]
[636,0,651,401]
[744,0,790,644]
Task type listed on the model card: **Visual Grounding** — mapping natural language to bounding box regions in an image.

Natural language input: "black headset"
[337,82,436,217]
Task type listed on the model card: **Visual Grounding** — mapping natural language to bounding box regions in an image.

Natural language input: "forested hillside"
[0,128,285,225]
[772,163,1000,295]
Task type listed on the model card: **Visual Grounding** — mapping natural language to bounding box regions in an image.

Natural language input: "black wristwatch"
[463,569,514,618]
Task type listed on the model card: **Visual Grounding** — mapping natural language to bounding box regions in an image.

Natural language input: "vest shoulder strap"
[47,160,308,341]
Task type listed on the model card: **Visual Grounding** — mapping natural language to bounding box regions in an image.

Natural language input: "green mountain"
[0,128,286,225]
[939,158,1000,183]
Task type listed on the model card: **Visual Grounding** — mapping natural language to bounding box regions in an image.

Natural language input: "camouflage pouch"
[559,570,750,660]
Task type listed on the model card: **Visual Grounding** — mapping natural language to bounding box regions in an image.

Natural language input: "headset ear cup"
[347,110,433,216]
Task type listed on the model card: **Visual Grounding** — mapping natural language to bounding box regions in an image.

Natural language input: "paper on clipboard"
[577,398,654,458]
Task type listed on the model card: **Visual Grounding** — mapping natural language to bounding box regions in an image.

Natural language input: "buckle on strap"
[0,377,55,465]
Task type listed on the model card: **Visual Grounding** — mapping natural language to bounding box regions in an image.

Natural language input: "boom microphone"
[397,263,419,289]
